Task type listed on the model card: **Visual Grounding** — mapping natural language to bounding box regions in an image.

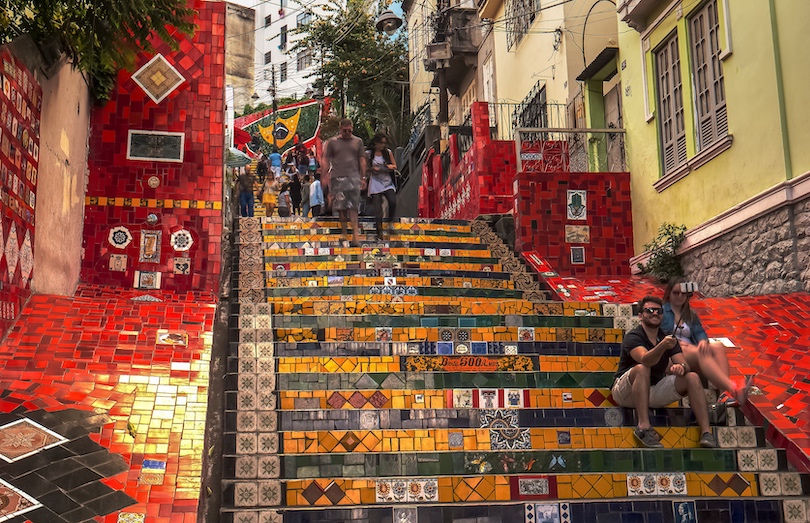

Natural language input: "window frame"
[689,0,727,152]
[280,62,288,83]
[653,31,687,176]
[296,50,312,71]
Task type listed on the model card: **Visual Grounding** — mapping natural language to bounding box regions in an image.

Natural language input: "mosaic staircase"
[223,217,810,523]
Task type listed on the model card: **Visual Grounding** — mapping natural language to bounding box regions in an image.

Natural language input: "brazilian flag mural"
[240,100,323,154]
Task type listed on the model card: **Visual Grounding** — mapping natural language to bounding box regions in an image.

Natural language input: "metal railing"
[515,127,627,173]
[487,102,569,141]
[404,102,433,158]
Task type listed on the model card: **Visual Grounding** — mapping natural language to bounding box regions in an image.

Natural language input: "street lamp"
[375,9,403,36]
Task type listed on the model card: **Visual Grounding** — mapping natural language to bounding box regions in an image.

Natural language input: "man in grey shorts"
[323,118,367,246]
[612,296,717,448]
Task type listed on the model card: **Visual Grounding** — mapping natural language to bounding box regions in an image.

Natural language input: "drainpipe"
[768,0,793,180]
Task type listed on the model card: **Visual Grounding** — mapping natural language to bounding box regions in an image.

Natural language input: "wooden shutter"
[656,34,687,174]
[691,0,727,150]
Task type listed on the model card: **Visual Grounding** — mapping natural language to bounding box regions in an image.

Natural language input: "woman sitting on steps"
[662,277,748,405]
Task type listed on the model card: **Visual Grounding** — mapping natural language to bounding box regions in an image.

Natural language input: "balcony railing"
[487,102,569,141]
[515,127,627,173]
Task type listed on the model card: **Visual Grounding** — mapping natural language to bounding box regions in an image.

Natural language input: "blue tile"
[471,342,488,355]
[437,342,454,355]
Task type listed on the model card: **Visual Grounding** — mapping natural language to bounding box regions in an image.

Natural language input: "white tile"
[737,426,758,448]
[716,427,738,448]
[780,473,803,496]
[757,449,779,471]
[736,449,758,472]
[758,473,781,496]
[782,500,807,523]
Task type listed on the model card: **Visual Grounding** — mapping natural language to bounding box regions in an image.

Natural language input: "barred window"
[506,0,541,50]
[690,0,727,150]
[655,33,687,175]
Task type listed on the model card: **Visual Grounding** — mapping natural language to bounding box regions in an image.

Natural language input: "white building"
[229,0,329,106]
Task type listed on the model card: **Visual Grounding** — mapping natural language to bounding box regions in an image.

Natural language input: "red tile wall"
[83,2,226,298]
[0,48,41,337]
[420,103,515,219]
[514,170,634,278]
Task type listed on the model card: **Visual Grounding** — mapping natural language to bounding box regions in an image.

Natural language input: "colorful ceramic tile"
[570,247,585,265]
[375,327,392,342]
[0,418,68,462]
[139,230,161,263]
[170,229,193,251]
[110,253,128,272]
[532,503,560,523]
[453,389,473,409]
[673,501,696,523]
[566,190,586,220]
[108,225,133,248]
[564,225,590,243]
[518,327,535,341]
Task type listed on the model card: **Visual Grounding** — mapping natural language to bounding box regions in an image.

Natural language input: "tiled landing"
[225,217,810,523]
[0,288,215,522]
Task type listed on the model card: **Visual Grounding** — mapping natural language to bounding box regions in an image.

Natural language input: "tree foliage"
[0,0,196,101]
[292,0,410,147]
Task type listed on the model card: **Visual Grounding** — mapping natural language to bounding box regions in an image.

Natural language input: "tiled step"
[267,340,621,357]
[278,448,791,478]
[264,500,796,523]
[274,406,737,430]
[276,387,739,412]
[279,471,786,506]
[262,286,526,300]
[262,300,606,317]
[267,327,624,343]
[265,276,518,290]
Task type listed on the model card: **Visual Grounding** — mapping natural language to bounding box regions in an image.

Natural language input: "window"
[690,0,727,151]
[127,131,185,162]
[280,62,288,83]
[280,25,288,50]
[297,50,312,71]
[280,0,287,7]
[264,14,272,26]
[264,51,272,65]
[505,0,541,50]
[655,34,687,175]
[297,12,312,27]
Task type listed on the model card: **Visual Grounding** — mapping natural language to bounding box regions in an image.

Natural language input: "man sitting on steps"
[611,296,717,449]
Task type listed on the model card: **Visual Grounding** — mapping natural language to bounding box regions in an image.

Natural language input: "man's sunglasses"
[643,307,663,315]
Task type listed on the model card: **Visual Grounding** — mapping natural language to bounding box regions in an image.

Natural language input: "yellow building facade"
[620,0,810,294]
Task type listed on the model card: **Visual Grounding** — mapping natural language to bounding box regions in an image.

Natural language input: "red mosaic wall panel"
[515,170,634,278]
[83,2,226,298]
[0,49,41,337]
[420,103,515,219]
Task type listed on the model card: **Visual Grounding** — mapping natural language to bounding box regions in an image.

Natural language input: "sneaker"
[634,427,664,448]
[699,431,717,448]
[717,391,739,406]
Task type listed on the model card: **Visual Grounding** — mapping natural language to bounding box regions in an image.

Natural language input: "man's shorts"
[611,369,683,408]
